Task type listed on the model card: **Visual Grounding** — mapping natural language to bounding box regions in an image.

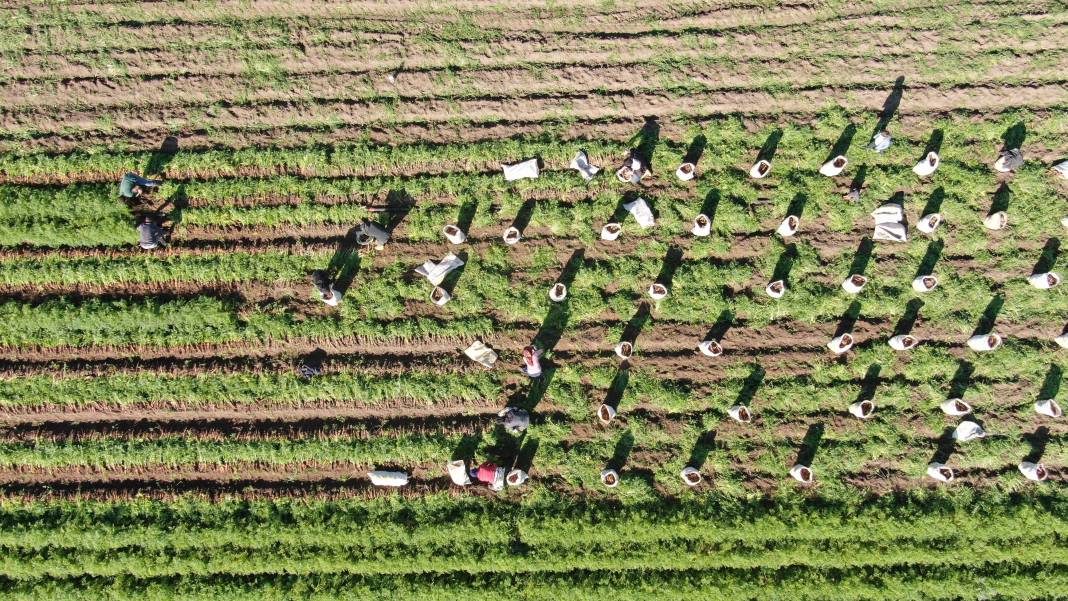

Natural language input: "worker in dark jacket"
[119,172,162,200]
[137,215,166,249]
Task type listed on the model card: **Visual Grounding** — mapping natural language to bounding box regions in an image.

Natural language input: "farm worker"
[311,271,342,306]
[867,131,892,153]
[521,345,544,378]
[470,461,506,491]
[993,149,1024,173]
[497,406,530,434]
[136,215,166,250]
[119,172,162,200]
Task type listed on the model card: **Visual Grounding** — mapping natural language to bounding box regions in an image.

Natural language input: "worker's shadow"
[377,189,414,235]
[686,430,716,471]
[325,227,362,295]
[848,237,874,278]
[653,246,684,292]
[756,129,783,164]
[892,299,923,337]
[683,134,707,166]
[1031,239,1060,276]
[989,183,1011,216]
[1001,121,1027,152]
[630,116,660,169]
[515,366,555,413]
[833,301,862,339]
[794,423,824,468]
[770,243,798,287]
[854,364,881,405]
[147,183,189,238]
[929,427,957,465]
[971,295,1004,337]
[144,135,179,177]
[1038,364,1062,400]
[703,309,734,345]
[826,124,857,164]
[515,436,540,473]
[871,76,905,137]
[735,364,765,407]
[602,365,629,414]
[922,187,945,218]
[915,240,944,278]
[1023,427,1050,464]
[606,429,635,473]
[451,433,483,461]
[534,249,584,352]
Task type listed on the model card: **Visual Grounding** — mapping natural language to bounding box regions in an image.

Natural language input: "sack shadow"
[972,295,1004,336]
[683,134,707,165]
[827,123,857,163]
[915,240,944,277]
[703,309,734,343]
[1032,238,1060,275]
[848,237,874,276]
[833,301,862,338]
[892,298,924,336]
[921,129,944,159]
[1038,364,1062,400]
[794,423,824,467]
[686,430,716,471]
[736,364,765,407]
[929,427,957,465]
[654,246,684,290]
[1001,121,1027,151]
[870,76,905,138]
[855,364,881,404]
[989,183,1011,216]
[948,360,974,400]
[771,243,798,285]
[1023,426,1050,464]
[757,129,783,164]
[606,430,635,472]
[602,365,630,413]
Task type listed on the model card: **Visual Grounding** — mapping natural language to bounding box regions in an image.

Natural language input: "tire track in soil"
[8,34,1064,112]
[5,81,1068,141]
[4,101,1060,155]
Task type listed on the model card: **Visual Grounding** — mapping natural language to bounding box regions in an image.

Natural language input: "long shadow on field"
[517,366,555,413]
[456,199,478,235]
[439,251,468,295]
[930,427,957,465]
[771,243,798,287]
[703,309,734,344]
[621,301,652,346]
[848,237,874,278]
[324,226,362,295]
[921,129,944,160]
[756,129,783,164]
[377,189,415,235]
[735,364,765,407]
[144,135,179,177]
[785,193,808,220]
[509,199,537,239]
[989,183,1011,216]
[948,360,975,400]
[515,436,540,473]
[1038,364,1063,400]
[1023,426,1050,464]
[916,240,944,277]
[629,116,661,169]
[794,423,824,468]
[451,433,483,461]
[833,301,862,338]
[972,295,1005,336]
[855,364,881,404]
[603,365,630,413]
[684,134,707,166]
[845,164,867,201]
[686,430,717,471]
[871,76,905,138]
[1001,121,1027,151]
[700,189,721,225]
[607,430,635,472]
[921,187,945,218]
[1032,238,1060,275]
[826,124,857,164]
[653,246,684,293]
[892,298,924,336]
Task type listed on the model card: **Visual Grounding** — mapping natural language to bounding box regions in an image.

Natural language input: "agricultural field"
[0,0,1067,598]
